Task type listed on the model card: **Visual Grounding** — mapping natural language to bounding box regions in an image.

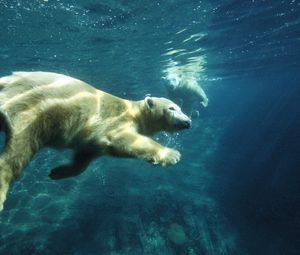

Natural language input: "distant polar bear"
[166,73,209,107]
[163,70,209,116]
[0,71,191,211]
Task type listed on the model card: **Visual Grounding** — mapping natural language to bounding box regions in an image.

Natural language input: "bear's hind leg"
[0,133,37,211]
[0,166,11,212]
[49,150,95,180]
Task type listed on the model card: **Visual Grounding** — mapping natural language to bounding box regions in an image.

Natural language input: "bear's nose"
[181,119,191,129]
[184,119,191,128]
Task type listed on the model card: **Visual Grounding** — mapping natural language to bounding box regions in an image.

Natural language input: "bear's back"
[0,72,96,100]
[0,72,98,133]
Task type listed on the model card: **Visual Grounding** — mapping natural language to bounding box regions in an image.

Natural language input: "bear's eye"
[168,106,176,111]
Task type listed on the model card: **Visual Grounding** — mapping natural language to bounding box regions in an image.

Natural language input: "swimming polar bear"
[166,73,209,108]
[0,71,191,211]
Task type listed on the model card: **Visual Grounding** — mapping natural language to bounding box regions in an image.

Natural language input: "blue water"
[0,0,299,254]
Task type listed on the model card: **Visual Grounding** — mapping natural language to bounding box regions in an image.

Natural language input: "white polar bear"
[162,58,209,115]
[166,72,209,108]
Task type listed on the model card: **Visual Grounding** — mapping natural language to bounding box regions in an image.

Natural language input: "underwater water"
[0,0,299,254]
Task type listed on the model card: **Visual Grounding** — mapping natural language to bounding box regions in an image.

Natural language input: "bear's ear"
[145,96,154,109]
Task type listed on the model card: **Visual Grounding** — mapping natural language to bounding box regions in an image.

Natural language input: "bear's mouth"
[175,120,191,129]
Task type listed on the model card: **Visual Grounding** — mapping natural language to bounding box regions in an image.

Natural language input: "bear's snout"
[179,119,191,129]
[174,116,191,129]
[182,119,191,129]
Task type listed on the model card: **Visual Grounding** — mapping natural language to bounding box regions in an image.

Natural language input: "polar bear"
[163,65,209,116]
[166,74,209,108]
[0,71,191,211]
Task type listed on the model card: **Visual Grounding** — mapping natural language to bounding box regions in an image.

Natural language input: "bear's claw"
[153,148,181,166]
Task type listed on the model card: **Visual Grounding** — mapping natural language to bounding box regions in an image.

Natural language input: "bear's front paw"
[153,148,181,166]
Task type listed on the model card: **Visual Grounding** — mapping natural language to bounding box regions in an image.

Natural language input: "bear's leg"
[111,132,181,166]
[49,150,95,180]
[194,85,209,107]
[0,167,11,212]
[0,133,37,211]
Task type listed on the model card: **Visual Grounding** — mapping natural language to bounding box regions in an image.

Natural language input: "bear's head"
[144,96,191,133]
